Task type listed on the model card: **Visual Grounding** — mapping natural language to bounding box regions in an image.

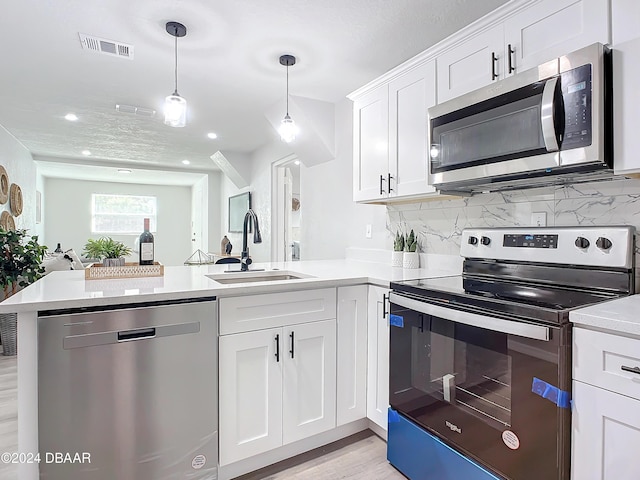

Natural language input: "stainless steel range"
[387,226,635,480]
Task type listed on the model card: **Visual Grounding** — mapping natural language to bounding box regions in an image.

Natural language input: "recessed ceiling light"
[294,160,300,165]
[82,150,91,156]
[207,132,218,139]
[182,160,190,165]
[65,113,78,121]
[117,169,132,174]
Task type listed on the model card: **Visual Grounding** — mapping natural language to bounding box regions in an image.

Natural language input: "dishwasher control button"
[596,237,612,250]
[575,237,590,249]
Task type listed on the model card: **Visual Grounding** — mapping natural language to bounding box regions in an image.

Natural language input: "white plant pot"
[403,251,419,269]
[391,251,404,267]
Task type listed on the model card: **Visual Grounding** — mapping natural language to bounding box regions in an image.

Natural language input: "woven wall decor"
[9,183,22,217]
[0,210,15,231]
[0,166,8,205]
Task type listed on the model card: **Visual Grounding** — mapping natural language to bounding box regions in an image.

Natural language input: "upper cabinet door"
[389,60,437,198]
[353,86,390,202]
[436,26,504,103]
[504,0,610,74]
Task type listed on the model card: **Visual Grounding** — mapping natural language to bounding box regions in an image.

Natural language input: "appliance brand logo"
[446,420,462,434]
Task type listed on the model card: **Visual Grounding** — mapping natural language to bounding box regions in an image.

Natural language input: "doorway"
[272,155,302,262]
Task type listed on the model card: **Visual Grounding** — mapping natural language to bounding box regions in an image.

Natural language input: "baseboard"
[368,419,388,441]
[218,418,370,480]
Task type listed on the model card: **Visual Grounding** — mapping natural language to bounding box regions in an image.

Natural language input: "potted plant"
[0,228,48,356]
[82,237,132,267]
[403,229,419,269]
[392,230,404,267]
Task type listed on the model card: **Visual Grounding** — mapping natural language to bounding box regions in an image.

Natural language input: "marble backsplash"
[387,177,640,265]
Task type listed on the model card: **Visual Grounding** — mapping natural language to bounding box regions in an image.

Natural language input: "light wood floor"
[0,349,403,480]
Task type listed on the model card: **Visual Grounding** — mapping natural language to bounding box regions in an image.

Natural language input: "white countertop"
[570,295,640,337]
[0,258,460,314]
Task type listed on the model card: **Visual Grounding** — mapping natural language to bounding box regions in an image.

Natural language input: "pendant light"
[278,54,299,143]
[164,21,187,127]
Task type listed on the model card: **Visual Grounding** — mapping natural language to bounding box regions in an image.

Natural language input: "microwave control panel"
[561,64,592,150]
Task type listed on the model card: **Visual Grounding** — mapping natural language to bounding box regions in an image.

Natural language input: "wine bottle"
[139,218,154,265]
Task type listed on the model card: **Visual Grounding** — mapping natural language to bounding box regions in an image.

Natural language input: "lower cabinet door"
[367,286,390,430]
[572,380,640,480]
[219,328,283,465]
[283,319,337,444]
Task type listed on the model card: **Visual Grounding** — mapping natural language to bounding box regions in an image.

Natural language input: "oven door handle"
[389,293,550,341]
[541,76,562,153]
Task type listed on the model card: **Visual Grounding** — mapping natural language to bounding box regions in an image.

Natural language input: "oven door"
[389,292,571,480]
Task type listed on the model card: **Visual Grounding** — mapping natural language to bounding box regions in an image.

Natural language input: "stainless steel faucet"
[241,209,262,271]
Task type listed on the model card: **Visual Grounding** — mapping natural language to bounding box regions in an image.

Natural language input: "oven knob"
[468,236,478,245]
[575,237,590,249]
[596,237,612,250]
[480,236,491,246]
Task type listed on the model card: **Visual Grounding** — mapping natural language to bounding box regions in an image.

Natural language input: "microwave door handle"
[541,76,560,152]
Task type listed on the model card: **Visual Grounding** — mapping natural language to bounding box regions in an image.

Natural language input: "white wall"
[44,178,192,266]
[0,124,37,234]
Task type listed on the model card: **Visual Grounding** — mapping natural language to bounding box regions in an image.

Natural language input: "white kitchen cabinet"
[366,285,390,431]
[437,0,610,103]
[611,1,640,174]
[336,286,368,426]
[352,60,438,203]
[353,86,389,202]
[219,319,336,465]
[572,381,640,480]
[572,326,640,479]
[389,61,437,198]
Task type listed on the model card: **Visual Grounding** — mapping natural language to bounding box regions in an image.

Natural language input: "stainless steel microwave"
[428,43,612,194]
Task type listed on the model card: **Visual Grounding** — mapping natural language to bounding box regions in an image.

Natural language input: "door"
[336,285,368,426]
[283,319,337,444]
[504,0,610,74]
[190,177,207,253]
[219,328,283,465]
[572,381,640,480]
[353,86,390,202]
[283,167,293,261]
[436,26,504,103]
[389,298,570,480]
[367,286,390,430]
[389,60,437,198]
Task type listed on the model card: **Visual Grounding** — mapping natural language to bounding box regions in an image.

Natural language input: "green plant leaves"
[0,228,48,290]
[82,237,132,260]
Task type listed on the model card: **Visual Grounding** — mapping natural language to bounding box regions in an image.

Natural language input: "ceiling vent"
[115,104,156,117]
[78,33,134,60]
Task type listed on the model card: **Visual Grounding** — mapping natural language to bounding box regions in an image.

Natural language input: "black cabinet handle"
[621,365,640,375]
[382,293,388,318]
[388,173,393,193]
[118,328,155,341]
[508,44,515,74]
[491,52,498,80]
[289,331,295,358]
[379,174,386,195]
[275,334,280,362]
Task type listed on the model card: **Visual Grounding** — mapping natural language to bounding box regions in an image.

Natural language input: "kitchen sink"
[206,270,313,284]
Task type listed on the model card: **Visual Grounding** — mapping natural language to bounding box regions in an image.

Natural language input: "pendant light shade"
[278,54,299,143]
[164,21,187,128]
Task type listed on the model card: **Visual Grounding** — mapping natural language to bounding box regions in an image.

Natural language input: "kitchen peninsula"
[0,257,460,480]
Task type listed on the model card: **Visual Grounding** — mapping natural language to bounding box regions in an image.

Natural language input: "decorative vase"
[391,251,403,267]
[0,313,17,356]
[403,251,419,269]
[103,257,125,267]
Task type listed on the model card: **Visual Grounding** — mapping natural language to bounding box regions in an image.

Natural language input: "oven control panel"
[503,234,558,248]
[460,227,635,269]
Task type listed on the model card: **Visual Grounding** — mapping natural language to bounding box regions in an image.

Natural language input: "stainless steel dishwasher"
[37,298,218,480]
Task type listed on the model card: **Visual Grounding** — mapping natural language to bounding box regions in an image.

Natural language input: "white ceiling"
[2,0,507,183]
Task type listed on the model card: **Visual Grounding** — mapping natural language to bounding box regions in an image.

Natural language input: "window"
[92,194,157,234]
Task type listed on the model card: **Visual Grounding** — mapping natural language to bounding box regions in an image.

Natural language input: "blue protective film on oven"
[388,408,401,423]
[532,377,571,409]
[389,314,404,328]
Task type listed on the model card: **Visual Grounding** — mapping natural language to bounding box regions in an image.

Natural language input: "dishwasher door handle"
[63,322,200,349]
[118,328,156,342]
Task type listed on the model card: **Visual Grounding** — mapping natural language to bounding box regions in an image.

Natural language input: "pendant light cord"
[174,27,179,95]
[285,63,289,116]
